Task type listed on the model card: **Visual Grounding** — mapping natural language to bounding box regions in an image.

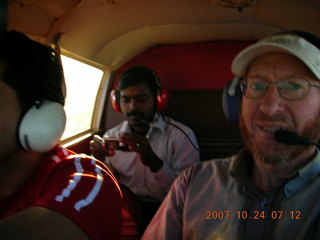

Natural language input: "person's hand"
[90,135,115,161]
[120,133,163,172]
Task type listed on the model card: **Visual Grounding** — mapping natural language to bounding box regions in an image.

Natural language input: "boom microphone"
[274,129,320,147]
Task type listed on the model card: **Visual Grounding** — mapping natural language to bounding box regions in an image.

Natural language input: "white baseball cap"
[232,33,320,80]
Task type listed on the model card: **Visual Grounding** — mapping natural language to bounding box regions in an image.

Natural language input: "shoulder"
[46,146,121,202]
[42,146,121,204]
[104,120,127,137]
[162,115,195,135]
[162,158,235,209]
[41,146,123,239]
[55,151,119,190]
[176,156,236,187]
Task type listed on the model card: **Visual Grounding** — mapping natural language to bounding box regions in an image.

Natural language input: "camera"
[103,137,129,151]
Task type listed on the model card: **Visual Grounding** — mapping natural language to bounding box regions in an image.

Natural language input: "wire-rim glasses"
[240,78,320,100]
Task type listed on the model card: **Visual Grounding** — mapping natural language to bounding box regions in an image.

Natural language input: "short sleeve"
[36,155,123,240]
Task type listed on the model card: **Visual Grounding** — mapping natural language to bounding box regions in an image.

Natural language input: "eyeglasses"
[240,78,320,100]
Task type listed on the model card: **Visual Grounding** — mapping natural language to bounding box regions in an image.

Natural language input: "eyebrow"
[120,93,149,98]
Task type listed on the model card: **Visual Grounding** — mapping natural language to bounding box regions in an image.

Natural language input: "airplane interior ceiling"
[7,0,320,68]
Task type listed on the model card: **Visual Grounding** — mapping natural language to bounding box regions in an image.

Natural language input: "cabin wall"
[114,40,255,90]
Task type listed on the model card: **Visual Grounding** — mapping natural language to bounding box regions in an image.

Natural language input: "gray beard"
[249,143,307,167]
[239,110,320,167]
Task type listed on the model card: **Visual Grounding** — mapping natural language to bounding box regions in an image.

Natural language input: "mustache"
[126,110,144,118]
[255,112,288,123]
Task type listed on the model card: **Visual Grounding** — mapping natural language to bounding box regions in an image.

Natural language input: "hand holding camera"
[90,135,131,161]
[103,137,130,151]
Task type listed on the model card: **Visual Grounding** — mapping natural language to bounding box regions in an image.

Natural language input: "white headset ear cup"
[19,100,66,152]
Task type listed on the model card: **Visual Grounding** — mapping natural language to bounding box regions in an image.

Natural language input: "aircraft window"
[60,55,103,140]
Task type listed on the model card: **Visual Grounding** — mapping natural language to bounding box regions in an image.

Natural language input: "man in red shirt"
[0,30,123,239]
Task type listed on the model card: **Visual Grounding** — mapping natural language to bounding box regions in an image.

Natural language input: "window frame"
[59,50,112,147]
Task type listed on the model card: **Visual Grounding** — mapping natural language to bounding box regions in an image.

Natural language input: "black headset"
[222,77,242,125]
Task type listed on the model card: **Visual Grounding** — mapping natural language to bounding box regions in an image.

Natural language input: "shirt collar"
[283,149,320,198]
[231,149,263,198]
[148,113,166,134]
[231,148,320,198]
[119,120,132,134]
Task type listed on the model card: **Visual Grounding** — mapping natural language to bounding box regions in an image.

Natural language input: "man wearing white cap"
[142,31,320,240]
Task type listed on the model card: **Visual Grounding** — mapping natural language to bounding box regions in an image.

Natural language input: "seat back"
[120,184,141,240]
[164,89,243,160]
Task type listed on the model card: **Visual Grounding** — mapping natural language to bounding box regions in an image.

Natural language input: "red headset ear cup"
[110,89,122,113]
[157,88,169,111]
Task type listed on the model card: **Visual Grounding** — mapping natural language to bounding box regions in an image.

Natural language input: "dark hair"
[118,65,161,98]
[0,30,65,114]
[0,0,8,37]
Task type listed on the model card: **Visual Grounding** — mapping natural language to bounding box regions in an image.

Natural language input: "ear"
[19,100,66,152]
[222,77,242,124]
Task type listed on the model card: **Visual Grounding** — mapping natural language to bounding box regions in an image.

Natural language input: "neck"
[252,164,285,193]
[0,149,44,199]
[130,113,155,136]
[131,125,150,136]
[252,147,316,193]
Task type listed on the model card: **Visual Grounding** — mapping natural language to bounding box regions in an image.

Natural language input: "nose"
[258,85,285,116]
[127,99,138,111]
